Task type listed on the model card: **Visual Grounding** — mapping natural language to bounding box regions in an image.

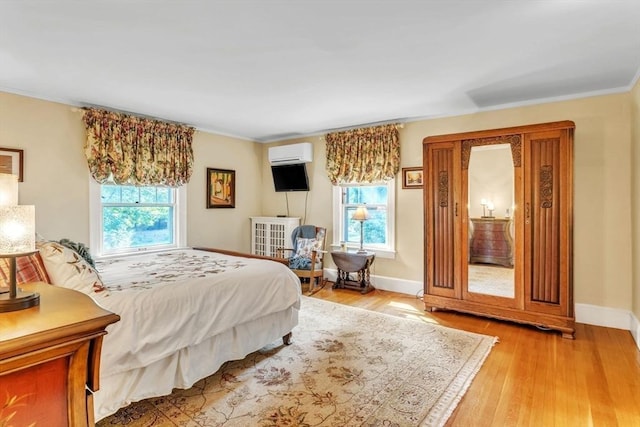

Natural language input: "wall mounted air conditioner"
[268,142,313,165]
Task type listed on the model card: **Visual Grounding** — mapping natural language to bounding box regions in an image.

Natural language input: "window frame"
[89,178,187,258]
[332,181,396,259]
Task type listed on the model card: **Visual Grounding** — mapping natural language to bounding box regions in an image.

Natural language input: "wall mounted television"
[271,163,310,192]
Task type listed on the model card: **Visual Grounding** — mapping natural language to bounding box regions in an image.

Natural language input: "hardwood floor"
[308,285,640,426]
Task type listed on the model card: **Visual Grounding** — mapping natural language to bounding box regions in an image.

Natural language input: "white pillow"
[37,241,107,295]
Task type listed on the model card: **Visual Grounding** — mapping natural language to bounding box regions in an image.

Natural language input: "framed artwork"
[0,148,24,182]
[207,168,235,208]
[402,167,423,189]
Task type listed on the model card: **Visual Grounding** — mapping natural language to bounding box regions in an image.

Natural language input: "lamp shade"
[351,206,370,221]
[0,205,35,254]
[0,173,19,206]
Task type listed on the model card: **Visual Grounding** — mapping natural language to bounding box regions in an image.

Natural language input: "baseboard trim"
[631,312,640,351]
[324,269,422,298]
[325,268,640,347]
[574,303,637,331]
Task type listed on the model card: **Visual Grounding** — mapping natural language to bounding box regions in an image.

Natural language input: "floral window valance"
[325,123,400,185]
[82,108,195,186]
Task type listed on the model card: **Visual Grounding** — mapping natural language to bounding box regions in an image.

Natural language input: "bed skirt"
[94,305,299,421]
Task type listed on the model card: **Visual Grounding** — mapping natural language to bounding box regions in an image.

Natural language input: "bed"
[35,243,302,422]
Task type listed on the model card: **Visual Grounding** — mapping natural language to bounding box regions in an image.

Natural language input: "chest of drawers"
[469,218,513,267]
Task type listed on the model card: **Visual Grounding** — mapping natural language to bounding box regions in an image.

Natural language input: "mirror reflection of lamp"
[351,205,370,254]
[0,173,39,313]
[481,198,495,218]
[487,201,495,218]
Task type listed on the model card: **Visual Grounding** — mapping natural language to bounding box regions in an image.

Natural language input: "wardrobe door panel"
[424,141,461,299]
[524,129,572,317]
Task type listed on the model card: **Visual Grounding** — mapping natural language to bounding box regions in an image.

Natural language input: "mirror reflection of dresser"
[469,217,513,267]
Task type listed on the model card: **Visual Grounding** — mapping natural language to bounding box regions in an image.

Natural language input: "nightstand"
[331,251,376,294]
[0,283,120,427]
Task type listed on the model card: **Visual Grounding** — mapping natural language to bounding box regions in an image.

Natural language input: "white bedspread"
[93,249,301,378]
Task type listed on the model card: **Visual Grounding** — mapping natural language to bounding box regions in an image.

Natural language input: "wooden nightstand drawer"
[0,283,119,427]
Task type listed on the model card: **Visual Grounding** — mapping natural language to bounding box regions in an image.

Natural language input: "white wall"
[187,132,263,251]
[0,92,89,241]
[631,78,640,344]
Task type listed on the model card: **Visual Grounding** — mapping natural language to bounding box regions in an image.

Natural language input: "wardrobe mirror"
[467,143,515,298]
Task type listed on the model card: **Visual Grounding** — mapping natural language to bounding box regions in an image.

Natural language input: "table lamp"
[0,174,38,312]
[0,173,18,205]
[351,205,370,254]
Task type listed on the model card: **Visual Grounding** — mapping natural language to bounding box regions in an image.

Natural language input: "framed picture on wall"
[207,168,235,208]
[0,147,24,182]
[402,167,423,189]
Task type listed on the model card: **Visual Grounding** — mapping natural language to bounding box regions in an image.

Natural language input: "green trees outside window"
[343,185,388,245]
[101,185,175,252]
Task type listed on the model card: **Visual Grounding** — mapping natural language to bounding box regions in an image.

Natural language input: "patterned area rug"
[97,297,497,427]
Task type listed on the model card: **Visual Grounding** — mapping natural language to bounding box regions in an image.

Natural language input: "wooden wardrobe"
[423,121,575,338]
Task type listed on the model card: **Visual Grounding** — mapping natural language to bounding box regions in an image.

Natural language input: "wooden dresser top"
[0,283,120,358]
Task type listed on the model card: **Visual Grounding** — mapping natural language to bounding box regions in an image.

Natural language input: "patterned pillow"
[295,238,322,259]
[58,238,96,267]
[37,241,107,295]
[0,252,51,286]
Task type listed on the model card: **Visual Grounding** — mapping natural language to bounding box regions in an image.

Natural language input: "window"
[332,181,395,258]
[89,180,186,257]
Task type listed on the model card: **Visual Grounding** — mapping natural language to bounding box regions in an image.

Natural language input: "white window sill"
[93,245,187,261]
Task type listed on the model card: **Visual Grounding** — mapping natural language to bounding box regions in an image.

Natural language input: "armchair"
[276,225,327,295]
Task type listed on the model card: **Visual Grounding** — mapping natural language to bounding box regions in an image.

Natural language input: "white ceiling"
[1,1,639,142]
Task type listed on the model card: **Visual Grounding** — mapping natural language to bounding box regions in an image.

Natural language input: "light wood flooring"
[308,284,640,427]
